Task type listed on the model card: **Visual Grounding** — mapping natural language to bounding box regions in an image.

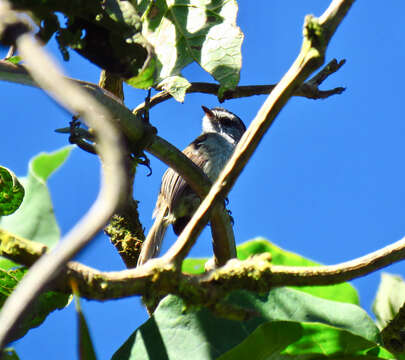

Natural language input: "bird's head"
[201,106,246,144]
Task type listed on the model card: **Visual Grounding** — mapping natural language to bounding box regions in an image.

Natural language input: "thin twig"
[133,59,346,114]
[161,0,354,267]
[0,4,128,348]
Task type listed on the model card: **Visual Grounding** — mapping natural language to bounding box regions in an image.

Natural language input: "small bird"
[137,106,246,266]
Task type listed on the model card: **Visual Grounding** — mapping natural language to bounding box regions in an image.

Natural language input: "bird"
[137,106,246,266]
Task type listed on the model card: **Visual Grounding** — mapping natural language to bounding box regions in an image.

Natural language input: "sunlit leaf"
[0,148,73,343]
[0,146,73,247]
[137,0,243,99]
[126,57,157,89]
[0,267,71,343]
[219,322,393,360]
[157,75,191,102]
[5,56,21,65]
[373,273,405,330]
[0,166,24,216]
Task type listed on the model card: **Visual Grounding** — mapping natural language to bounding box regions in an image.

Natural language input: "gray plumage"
[137,107,246,266]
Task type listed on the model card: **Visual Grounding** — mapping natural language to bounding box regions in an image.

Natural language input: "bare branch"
[132,58,346,114]
[0,3,128,348]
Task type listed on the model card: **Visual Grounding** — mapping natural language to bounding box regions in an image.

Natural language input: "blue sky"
[2,1,405,359]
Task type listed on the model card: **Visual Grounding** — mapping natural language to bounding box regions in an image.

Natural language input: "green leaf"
[182,257,206,274]
[219,322,394,360]
[74,295,97,360]
[1,347,20,360]
[240,238,359,304]
[30,146,72,182]
[157,75,191,102]
[5,56,22,65]
[373,273,405,329]
[0,258,17,271]
[229,288,379,343]
[138,0,243,98]
[218,321,302,360]
[0,266,71,343]
[0,267,24,302]
[183,238,359,304]
[0,146,73,248]
[112,287,379,360]
[0,166,24,216]
[105,0,142,30]
[126,56,157,89]
[0,148,72,342]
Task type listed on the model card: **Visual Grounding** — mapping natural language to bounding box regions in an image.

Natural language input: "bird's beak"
[201,105,215,119]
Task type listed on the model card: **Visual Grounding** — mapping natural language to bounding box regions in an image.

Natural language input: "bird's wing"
[159,134,209,214]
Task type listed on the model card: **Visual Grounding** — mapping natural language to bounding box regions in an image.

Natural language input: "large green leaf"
[137,0,243,99]
[0,258,17,271]
[219,322,394,360]
[0,267,71,343]
[372,273,405,330]
[182,238,359,305]
[0,146,73,248]
[0,147,73,343]
[0,166,24,216]
[112,287,379,360]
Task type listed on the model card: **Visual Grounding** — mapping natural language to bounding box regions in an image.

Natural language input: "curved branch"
[0,4,128,348]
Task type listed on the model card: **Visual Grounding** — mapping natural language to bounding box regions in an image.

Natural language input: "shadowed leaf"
[112,287,379,360]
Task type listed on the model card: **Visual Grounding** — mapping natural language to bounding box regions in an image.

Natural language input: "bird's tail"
[137,209,169,266]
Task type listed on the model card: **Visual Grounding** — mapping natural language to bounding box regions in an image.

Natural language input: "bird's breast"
[195,133,235,181]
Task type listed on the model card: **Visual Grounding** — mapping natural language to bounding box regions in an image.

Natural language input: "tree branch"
[0,3,128,348]
[3,229,405,310]
[132,58,345,113]
[161,0,354,267]
[0,1,352,327]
